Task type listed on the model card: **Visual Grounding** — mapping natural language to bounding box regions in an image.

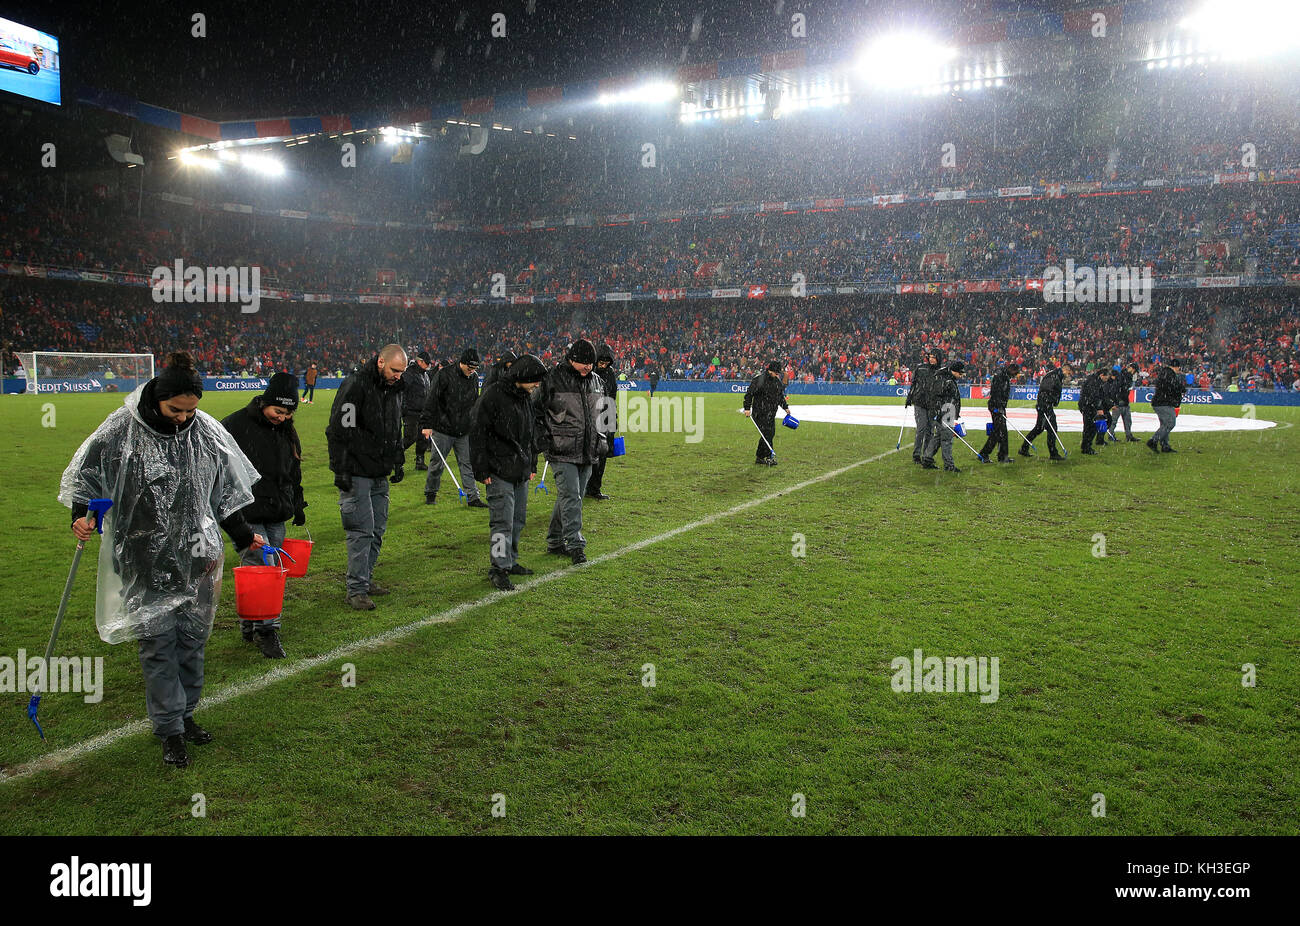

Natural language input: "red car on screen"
[0,41,39,75]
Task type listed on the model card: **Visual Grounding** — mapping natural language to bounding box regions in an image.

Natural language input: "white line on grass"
[1,447,899,785]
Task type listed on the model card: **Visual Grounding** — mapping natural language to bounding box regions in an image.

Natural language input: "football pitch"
[0,390,1296,835]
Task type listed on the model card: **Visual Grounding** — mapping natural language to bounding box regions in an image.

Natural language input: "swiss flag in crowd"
[403,297,415,309]
[747,285,768,299]
[1024,278,1044,290]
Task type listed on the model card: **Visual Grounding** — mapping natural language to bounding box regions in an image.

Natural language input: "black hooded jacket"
[1153,366,1187,407]
[594,359,619,434]
[420,363,480,437]
[400,363,432,413]
[931,366,962,419]
[325,356,405,479]
[534,360,606,465]
[470,356,546,484]
[744,371,790,417]
[1036,368,1066,411]
[986,368,1013,411]
[483,351,517,390]
[222,396,305,524]
[1078,373,1107,415]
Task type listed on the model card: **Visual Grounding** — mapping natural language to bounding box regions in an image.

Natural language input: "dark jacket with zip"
[1078,373,1107,415]
[325,356,405,479]
[594,363,619,435]
[907,364,936,409]
[535,361,606,465]
[1112,368,1134,405]
[931,366,961,420]
[1036,368,1065,411]
[400,363,432,415]
[470,367,542,485]
[986,368,1012,412]
[221,397,306,524]
[743,371,790,417]
[420,364,479,437]
[1152,366,1187,408]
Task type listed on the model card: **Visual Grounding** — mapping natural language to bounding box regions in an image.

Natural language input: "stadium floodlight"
[178,150,219,170]
[598,80,679,106]
[1181,0,1300,59]
[858,32,958,90]
[242,154,284,176]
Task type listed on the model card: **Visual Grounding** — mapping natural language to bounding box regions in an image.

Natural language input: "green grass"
[0,389,1297,834]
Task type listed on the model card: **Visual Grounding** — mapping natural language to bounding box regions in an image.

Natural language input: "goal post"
[16,352,155,394]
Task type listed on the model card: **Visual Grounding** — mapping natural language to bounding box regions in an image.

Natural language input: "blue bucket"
[985,422,995,435]
[783,414,799,430]
[1095,419,1108,434]
[611,436,626,456]
[952,422,966,438]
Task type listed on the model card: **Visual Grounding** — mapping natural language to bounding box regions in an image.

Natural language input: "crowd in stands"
[4,278,1298,392]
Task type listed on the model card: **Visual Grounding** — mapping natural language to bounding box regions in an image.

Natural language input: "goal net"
[15,352,155,394]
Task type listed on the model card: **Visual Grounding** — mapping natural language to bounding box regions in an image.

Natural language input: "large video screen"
[0,16,59,106]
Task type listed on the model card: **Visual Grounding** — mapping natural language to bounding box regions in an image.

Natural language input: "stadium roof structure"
[71,0,1223,154]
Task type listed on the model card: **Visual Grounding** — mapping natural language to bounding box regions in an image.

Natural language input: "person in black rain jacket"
[471,354,548,590]
[222,372,305,657]
[743,360,791,466]
[419,348,485,506]
[1020,363,1072,460]
[586,343,619,500]
[1077,367,1112,456]
[978,362,1020,463]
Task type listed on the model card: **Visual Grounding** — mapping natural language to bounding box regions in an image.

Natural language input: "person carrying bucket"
[59,351,265,769]
[221,372,306,658]
[743,360,791,467]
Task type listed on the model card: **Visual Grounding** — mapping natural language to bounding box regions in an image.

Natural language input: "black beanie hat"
[153,351,204,401]
[948,360,966,374]
[417,350,432,364]
[263,371,300,410]
[597,344,615,363]
[509,353,547,385]
[499,349,518,366]
[767,360,782,373]
[460,348,480,366]
[567,339,597,364]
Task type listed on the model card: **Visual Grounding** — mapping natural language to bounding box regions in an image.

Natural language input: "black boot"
[507,563,534,575]
[183,717,213,745]
[567,548,588,565]
[162,734,189,767]
[1146,438,1160,453]
[920,459,938,469]
[467,498,489,509]
[1161,444,1177,453]
[1017,443,1031,457]
[240,622,255,643]
[424,494,437,505]
[254,628,286,659]
[489,568,515,591]
[415,460,428,471]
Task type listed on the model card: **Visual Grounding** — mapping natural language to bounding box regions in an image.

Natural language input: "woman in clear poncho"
[59,351,266,769]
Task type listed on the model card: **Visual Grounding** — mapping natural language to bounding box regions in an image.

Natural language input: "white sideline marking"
[0,447,900,784]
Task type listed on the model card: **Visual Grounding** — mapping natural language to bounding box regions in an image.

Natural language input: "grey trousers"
[912,405,932,459]
[1108,402,1133,437]
[137,625,208,738]
[424,431,479,501]
[486,476,528,570]
[923,408,956,467]
[1152,406,1178,445]
[340,475,389,596]
[546,461,591,552]
[239,520,286,632]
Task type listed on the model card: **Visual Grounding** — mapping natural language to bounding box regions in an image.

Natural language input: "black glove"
[293,510,306,526]
[334,473,352,492]
[389,464,404,485]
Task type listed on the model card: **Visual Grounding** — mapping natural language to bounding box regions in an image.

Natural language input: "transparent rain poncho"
[58,385,260,644]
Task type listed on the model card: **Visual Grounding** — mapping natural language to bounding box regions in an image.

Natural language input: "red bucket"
[280,535,313,578]
[233,564,288,621]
